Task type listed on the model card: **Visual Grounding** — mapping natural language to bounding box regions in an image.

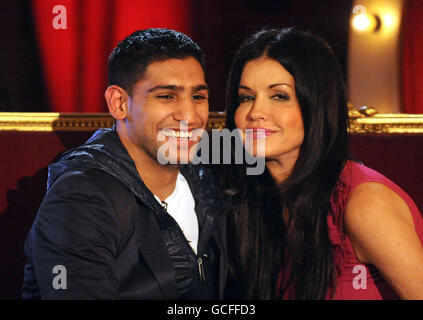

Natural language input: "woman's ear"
[104,85,128,120]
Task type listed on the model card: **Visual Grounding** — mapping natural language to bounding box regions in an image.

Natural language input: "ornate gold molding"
[0,113,114,132]
[1,110,423,134]
[348,106,423,134]
[207,112,226,131]
[0,112,227,132]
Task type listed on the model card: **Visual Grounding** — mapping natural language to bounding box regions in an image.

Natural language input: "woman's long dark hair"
[224,28,350,300]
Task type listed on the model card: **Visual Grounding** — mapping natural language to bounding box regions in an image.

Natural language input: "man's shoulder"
[48,167,134,205]
[39,167,138,234]
[53,167,121,186]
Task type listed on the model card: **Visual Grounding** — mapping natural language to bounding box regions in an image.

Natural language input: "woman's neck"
[265,149,300,185]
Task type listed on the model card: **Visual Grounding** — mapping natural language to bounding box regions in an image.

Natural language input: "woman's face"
[234,56,304,163]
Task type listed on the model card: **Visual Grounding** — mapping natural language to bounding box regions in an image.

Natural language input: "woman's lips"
[245,128,276,138]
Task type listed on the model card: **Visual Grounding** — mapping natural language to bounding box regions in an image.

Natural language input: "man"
[22,29,227,299]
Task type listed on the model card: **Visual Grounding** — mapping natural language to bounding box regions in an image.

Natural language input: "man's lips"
[159,127,204,148]
[161,130,193,138]
[160,127,203,139]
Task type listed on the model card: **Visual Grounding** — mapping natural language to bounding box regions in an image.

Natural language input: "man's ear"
[104,85,128,120]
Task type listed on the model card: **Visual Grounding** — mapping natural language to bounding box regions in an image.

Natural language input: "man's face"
[124,57,209,164]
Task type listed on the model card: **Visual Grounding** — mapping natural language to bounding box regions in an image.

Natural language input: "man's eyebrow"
[146,84,209,93]
[146,85,184,93]
[193,84,209,92]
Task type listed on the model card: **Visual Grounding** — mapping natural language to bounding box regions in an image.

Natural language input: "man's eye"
[157,95,174,100]
[192,94,207,101]
[238,95,254,103]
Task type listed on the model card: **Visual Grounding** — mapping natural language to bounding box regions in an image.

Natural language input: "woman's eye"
[238,95,254,103]
[272,94,290,101]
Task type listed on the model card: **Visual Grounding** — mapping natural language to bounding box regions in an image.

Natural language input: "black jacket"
[22,127,227,299]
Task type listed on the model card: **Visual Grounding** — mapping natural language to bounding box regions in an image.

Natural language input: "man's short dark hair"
[108,28,205,95]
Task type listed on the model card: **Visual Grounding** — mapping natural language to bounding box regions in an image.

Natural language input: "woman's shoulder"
[345,181,415,232]
[341,160,418,212]
[341,160,394,189]
[331,160,403,218]
[342,160,423,261]
[330,160,423,244]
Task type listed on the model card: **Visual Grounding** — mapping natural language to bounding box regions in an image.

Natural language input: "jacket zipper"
[197,253,207,282]
[158,200,212,284]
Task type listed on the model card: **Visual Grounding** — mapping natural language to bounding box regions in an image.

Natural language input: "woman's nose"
[248,96,268,121]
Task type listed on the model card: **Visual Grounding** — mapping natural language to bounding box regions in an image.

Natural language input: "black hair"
[225,28,350,299]
[108,28,205,95]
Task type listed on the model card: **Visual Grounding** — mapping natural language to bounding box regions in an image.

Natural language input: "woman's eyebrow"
[238,85,252,90]
[239,83,293,90]
[269,83,293,89]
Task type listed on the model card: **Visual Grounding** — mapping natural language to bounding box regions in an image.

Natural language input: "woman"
[224,28,423,300]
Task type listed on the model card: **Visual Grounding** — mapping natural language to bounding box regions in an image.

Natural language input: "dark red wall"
[191,0,353,111]
[0,0,353,112]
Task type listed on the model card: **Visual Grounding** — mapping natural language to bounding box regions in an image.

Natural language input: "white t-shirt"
[154,173,199,254]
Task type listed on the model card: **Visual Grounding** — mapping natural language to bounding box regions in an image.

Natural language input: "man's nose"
[173,97,198,123]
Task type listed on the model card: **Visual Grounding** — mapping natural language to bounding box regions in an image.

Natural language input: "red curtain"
[31,0,192,112]
[401,0,423,114]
